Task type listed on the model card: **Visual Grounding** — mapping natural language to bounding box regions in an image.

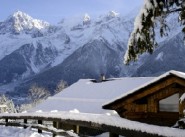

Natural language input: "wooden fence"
[0,112,183,137]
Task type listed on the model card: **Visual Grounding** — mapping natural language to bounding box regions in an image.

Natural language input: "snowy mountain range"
[0,10,184,104]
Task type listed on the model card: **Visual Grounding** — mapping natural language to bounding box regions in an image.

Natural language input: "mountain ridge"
[0,11,49,35]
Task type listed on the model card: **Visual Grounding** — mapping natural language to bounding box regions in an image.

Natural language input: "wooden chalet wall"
[106,75,185,126]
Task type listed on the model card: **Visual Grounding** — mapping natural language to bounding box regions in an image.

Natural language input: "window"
[159,94,179,112]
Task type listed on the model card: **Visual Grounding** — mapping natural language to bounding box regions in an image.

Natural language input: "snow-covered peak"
[95,11,120,23]
[83,13,91,25]
[0,11,49,34]
[107,11,119,18]
[12,10,31,20]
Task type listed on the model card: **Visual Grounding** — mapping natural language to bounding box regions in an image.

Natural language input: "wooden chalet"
[103,70,185,126]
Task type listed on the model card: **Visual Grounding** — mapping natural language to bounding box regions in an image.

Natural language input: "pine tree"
[125,0,185,64]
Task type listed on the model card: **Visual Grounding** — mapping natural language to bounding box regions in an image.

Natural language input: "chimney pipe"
[100,73,105,82]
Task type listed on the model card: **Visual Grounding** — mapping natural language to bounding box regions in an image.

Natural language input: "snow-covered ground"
[0,126,50,137]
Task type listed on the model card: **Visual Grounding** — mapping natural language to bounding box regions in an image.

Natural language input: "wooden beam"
[38,120,42,133]
[123,103,147,113]
[124,112,179,119]
[179,101,185,118]
[73,125,80,134]
[53,121,60,129]
[5,118,8,126]
[24,119,27,129]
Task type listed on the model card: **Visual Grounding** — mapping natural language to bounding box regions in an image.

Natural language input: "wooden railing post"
[5,118,8,126]
[53,121,60,129]
[109,132,119,137]
[24,119,27,129]
[38,120,42,133]
[53,121,60,137]
[53,121,56,137]
[73,125,80,134]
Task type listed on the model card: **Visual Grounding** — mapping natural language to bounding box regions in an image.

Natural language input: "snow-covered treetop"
[124,0,185,64]
[0,10,49,34]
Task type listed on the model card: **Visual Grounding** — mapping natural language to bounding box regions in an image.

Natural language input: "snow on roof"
[103,70,185,107]
[30,77,154,114]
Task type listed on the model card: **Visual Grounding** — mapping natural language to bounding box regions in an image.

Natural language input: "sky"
[0,0,143,24]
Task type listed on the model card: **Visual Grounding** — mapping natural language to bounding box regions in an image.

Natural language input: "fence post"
[73,125,80,134]
[53,121,60,137]
[5,118,8,126]
[38,120,42,133]
[24,119,27,129]
[53,121,60,128]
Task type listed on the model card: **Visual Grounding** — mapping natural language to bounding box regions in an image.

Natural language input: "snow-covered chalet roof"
[103,70,185,108]
[30,77,154,114]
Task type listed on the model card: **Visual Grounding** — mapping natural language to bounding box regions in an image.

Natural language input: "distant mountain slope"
[133,33,185,76]
[17,38,125,93]
[0,43,58,84]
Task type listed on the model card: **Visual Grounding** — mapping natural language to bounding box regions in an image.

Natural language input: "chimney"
[100,73,106,82]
